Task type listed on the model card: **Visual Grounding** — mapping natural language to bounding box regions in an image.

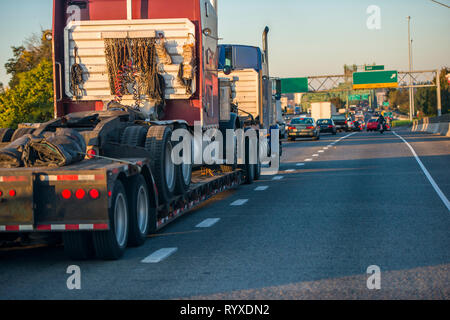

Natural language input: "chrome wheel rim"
[182,162,192,186]
[136,185,149,234]
[114,193,128,247]
[165,142,175,192]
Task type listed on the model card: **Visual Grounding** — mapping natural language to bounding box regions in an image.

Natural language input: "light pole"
[408,16,414,121]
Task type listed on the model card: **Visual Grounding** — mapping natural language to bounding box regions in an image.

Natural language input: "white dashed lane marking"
[231,199,249,206]
[141,248,178,263]
[296,163,305,166]
[272,176,284,180]
[196,218,221,228]
[255,186,269,191]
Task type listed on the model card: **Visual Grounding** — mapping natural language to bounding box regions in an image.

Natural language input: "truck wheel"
[145,126,176,203]
[0,128,14,142]
[121,126,147,147]
[93,180,129,260]
[127,174,154,247]
[10,128,35,142]
[63,232,95,260]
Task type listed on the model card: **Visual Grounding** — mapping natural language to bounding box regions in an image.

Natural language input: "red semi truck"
[0,0,276,260]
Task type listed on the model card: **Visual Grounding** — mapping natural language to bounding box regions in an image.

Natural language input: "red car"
[366,119,379,132]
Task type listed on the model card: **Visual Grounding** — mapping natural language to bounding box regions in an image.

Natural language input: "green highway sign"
[365,65,385,71]
[349,93,370,101]
[280,78,309,93]
[353,71,398,89]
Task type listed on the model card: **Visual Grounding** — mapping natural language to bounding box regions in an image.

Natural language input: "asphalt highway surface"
[1,128,449,300]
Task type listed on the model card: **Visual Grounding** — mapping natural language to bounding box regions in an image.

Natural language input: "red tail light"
[0,191,2,197]
[87,148,97,159]
[75,189,86,200]
[9,190,16,197]
[89,189,100,199]
[288,126,295,130]
[328,125,333,128]
[306,126,314,129]
[62,189,72,199]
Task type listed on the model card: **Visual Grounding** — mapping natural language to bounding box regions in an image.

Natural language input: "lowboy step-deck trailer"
[0,0,276,260]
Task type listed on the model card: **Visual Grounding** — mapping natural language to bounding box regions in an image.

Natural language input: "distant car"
[278,122,287,138]
[359,121,366,131]
[353,121,362,132]
[331,115,347,132]
[287,117,320,141]
[317,119,337,135]
[366,119,379,131]
[345,118,356,131]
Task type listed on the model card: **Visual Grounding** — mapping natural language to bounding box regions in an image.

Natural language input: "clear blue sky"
[0,0,449,86]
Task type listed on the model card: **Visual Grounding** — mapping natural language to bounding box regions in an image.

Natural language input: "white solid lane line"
[196,218,221,228]
[231,199,249,206]
[141,248,178,263]
[255,186,269,191]
[393,131,450,212]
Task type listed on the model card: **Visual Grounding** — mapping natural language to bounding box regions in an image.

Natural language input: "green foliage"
[437,67,449,114]
[5,31,52,88]
[387,88,409,114]
[415,87,437,117]
[392,120,412,127]
[0,30,53,129]
[387,67,449,117]
[0,59,54,128]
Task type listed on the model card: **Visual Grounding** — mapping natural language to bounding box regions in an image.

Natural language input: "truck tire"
[127,174,154,247]
[10,128,35,142]
[121,126,147,147]
[93,180,129,260]
[145,126,176,204]
[0,128,14,142]
[63,232,95,260]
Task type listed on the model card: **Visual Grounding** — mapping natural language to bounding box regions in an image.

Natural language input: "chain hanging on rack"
[70,47,84,100]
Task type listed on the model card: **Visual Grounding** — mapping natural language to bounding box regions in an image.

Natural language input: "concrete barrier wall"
[411,114,450,137]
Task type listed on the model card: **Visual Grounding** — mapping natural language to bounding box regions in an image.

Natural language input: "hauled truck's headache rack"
[0,156,242,259]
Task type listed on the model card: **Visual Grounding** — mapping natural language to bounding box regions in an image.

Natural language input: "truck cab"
[217,44,274,129]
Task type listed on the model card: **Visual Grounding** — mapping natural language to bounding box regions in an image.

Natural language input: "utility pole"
[407,16,414,121]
